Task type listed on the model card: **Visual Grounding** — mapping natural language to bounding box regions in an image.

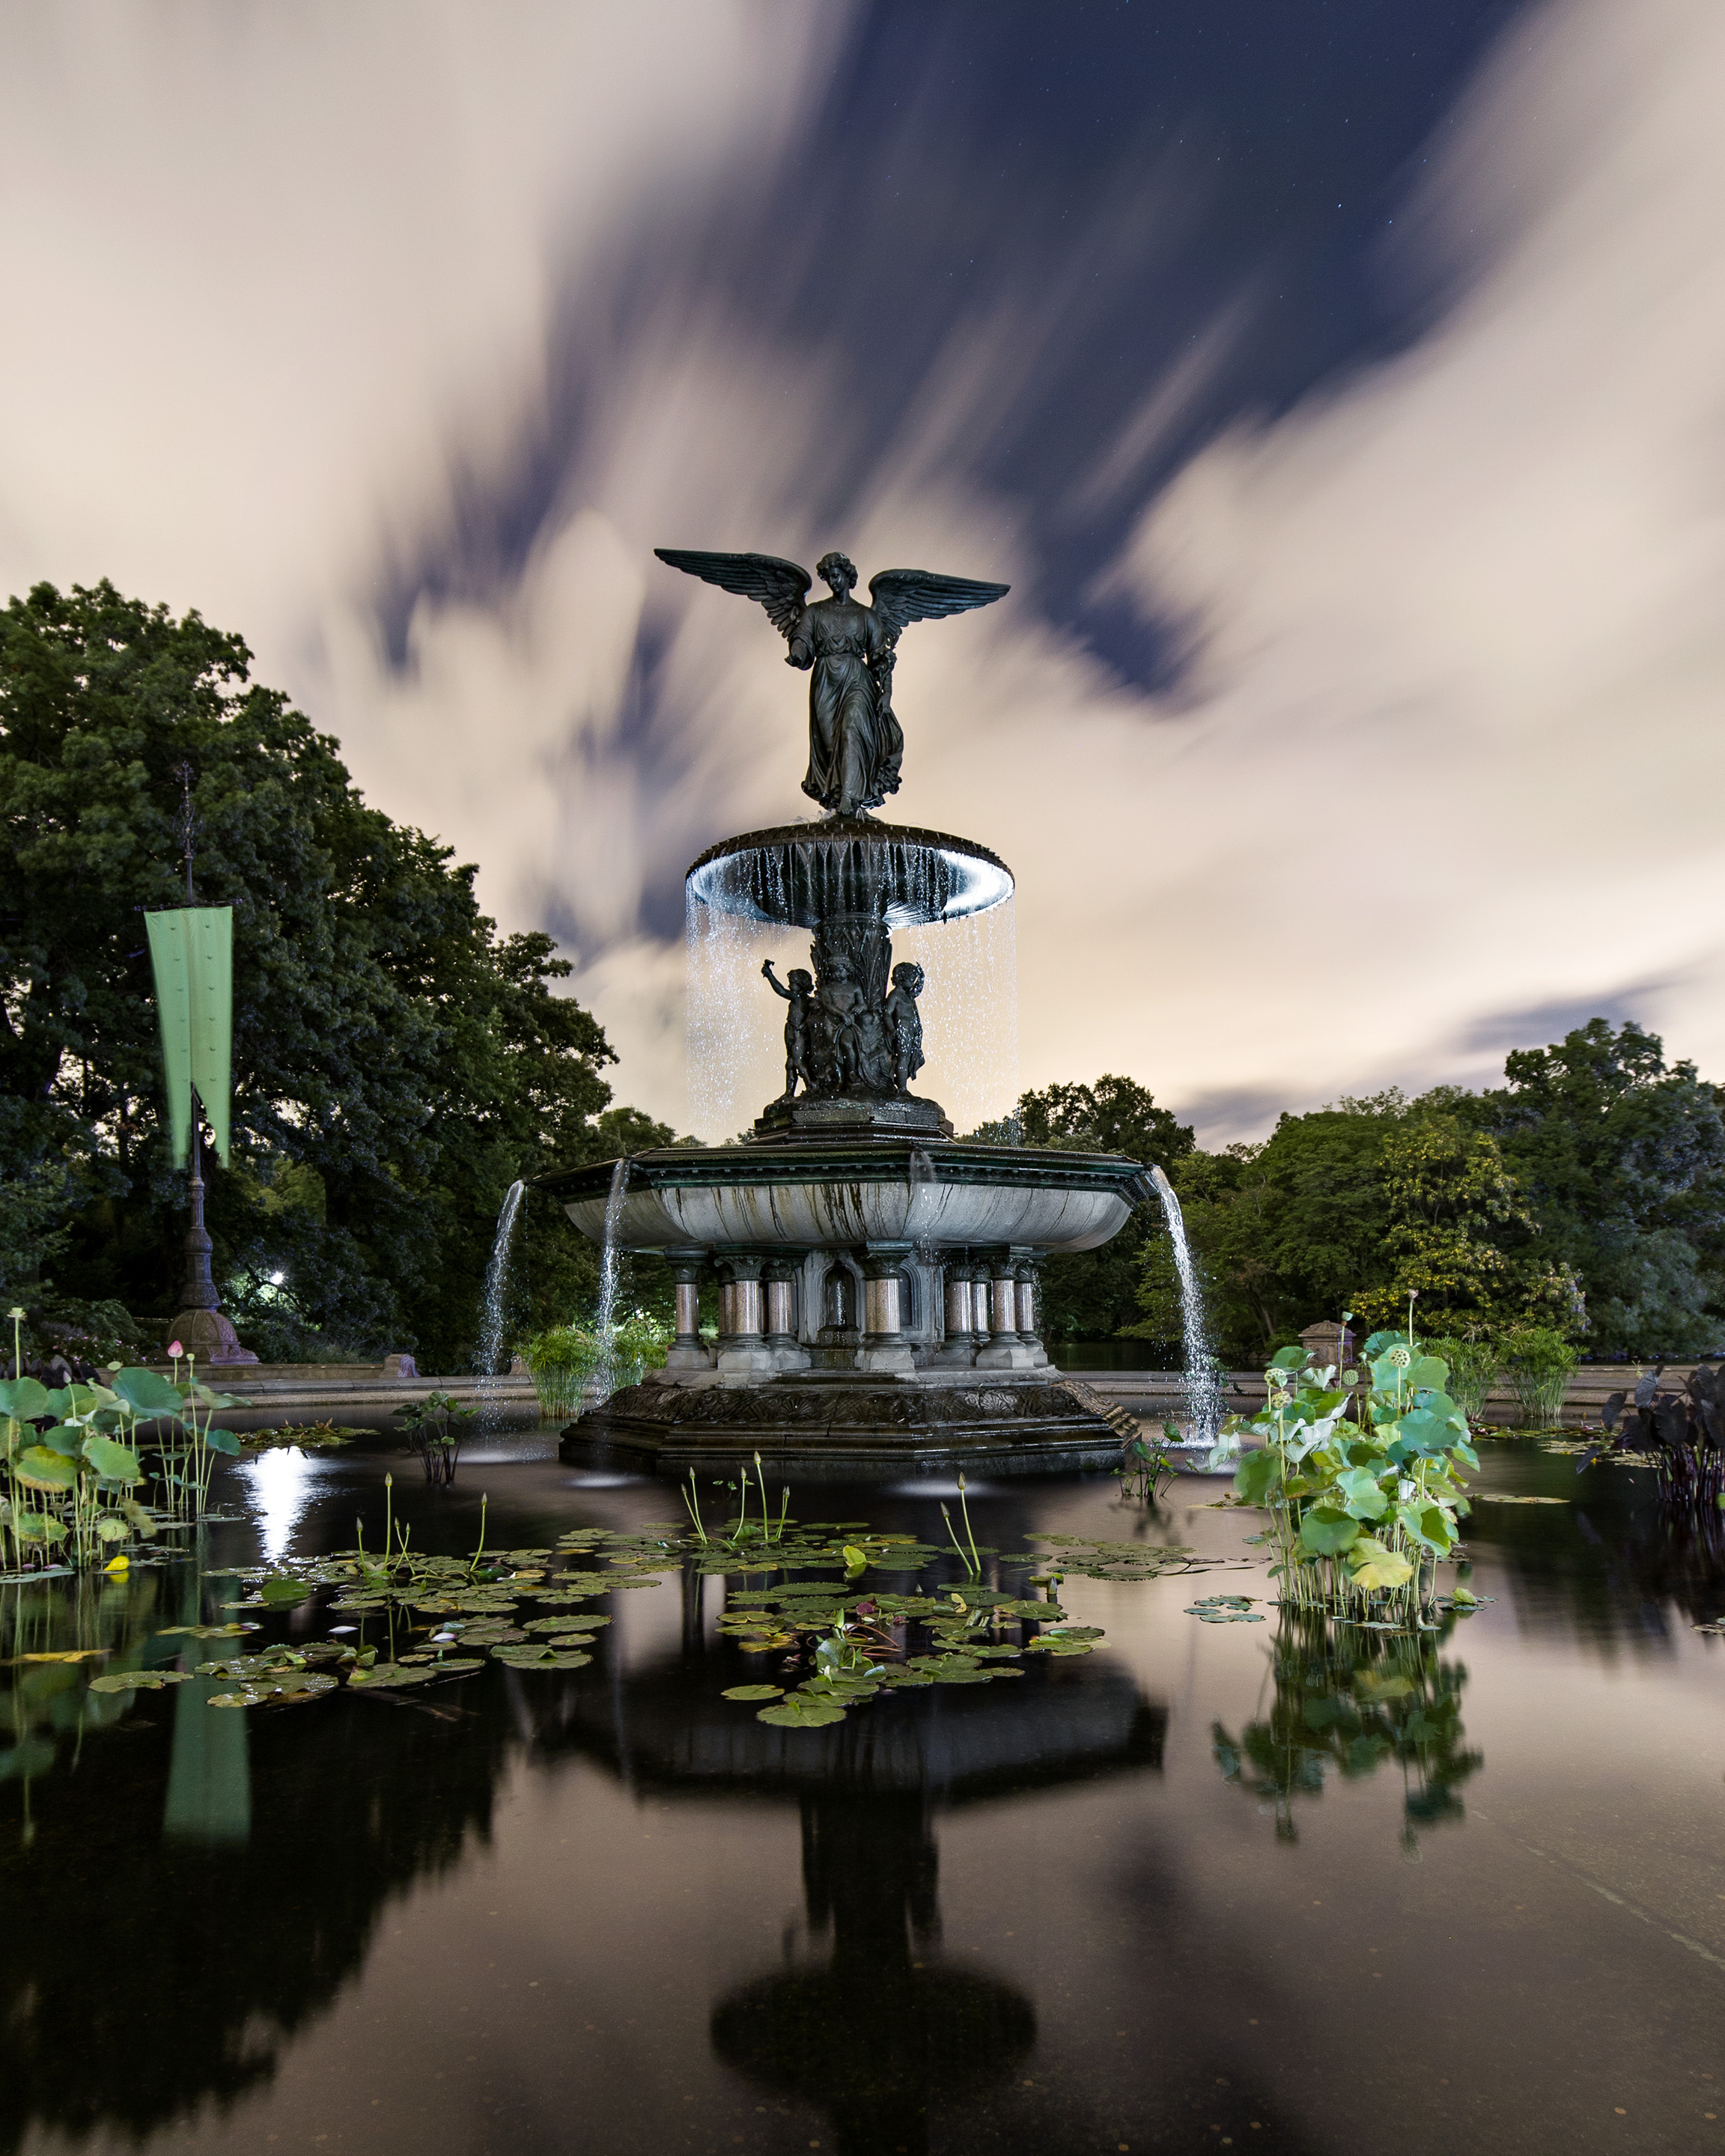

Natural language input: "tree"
[1128,1091,1586,1367]
[1002,1076,1194,1341]
[1470,1020,1725,1354]
[0,579,659,1367]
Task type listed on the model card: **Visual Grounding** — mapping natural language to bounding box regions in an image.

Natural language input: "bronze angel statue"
[655,547,1008,817]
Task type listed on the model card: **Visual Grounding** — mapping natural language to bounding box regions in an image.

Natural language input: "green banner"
[145,907,234,1166]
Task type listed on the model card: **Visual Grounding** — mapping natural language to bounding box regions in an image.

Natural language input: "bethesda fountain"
[543,544,1154,1475]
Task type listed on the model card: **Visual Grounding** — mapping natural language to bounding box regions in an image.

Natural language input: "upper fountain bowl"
[687,818,1013,931]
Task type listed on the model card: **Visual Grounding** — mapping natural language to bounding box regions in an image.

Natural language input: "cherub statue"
[654,547,1008,817]
[883,961,926,1094]
[761,960,814,1099]
[813,955,867,1092]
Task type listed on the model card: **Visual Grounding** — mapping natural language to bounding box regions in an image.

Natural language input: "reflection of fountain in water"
[1149,1165,1229,1458]
[684,847,1018,1142]
[475,1178,525,1422]
[591,1157,630,1404]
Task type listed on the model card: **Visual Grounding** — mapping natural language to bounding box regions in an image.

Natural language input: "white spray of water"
[684,861,1019,1141]
[1149,1165,1232,1461]
[475,1178,526,1419]
[591,1157,630,1403]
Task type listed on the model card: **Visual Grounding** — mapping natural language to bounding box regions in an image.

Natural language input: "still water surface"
[4,1429,1723,2156]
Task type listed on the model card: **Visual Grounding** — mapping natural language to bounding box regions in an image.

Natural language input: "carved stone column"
[716,1254,776,1377]
[763,1258,812,1372]
[931,1253,978,1365]
[660,1247,714,1377]
[976,1249,1038,1370]
[1015,1254,1049,1366]
[857,1245,916,1375]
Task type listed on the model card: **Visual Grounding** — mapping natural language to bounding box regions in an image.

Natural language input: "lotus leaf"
[0,1377,52,1422]
[15,1447,77,1491]
[1298,1507,1361,1558]
[1348,1551,1417,1591]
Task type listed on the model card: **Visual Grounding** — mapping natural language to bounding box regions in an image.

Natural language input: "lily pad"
[88,1669,193,1693]
[755,1701,846,1728]
[722,1684,785,1701]
[526,1613,611,1633]
[207,1672,340,1708]
[492,1645,591,1670]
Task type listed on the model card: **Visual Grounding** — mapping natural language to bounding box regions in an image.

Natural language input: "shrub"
[1498,1325,1579,1429]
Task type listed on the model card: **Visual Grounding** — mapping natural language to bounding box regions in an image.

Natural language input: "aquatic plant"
[1586,1370,1725,1513]
[1497,1325,1578,1428]
[1425,1334,1500,1421]
[1118,1423,1179,1505]
[0,1363,245,1571]
[239,1422,360,1452]
[1225,1315,1479,1623]
[518,1312,672,1418]
[392,1391,475,1487]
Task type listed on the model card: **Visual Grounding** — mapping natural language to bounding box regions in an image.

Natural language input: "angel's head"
[817,551,857,600]
[788,967,813,994]
[891,962,925,996]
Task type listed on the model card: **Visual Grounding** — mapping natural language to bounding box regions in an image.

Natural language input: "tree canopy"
[1017,1028,1724,1366]
[0,579,669,1368]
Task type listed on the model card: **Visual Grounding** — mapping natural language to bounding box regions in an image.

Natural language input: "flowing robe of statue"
[652,546,1006,821]
[789,598,903,817]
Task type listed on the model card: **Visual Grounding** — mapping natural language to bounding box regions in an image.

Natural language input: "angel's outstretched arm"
[761,960,791,1000]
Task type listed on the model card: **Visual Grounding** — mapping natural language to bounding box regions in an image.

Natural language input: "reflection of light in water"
[242,1447,320,1562]
[884,1478,1000,1497]
[563,1471,646,1488]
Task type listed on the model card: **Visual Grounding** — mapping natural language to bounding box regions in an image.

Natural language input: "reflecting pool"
[3,1425,1722,2156]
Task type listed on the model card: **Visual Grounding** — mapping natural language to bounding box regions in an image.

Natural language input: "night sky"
[4,0,1722,1137]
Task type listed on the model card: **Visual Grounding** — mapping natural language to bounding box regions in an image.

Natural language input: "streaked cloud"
[3,0,1721,1147]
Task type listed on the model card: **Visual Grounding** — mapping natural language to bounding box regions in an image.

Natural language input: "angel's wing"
[654,549,812,639]
[866,567,1010,641]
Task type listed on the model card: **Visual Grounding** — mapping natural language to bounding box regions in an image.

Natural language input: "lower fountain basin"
[538,1139,1150,1255]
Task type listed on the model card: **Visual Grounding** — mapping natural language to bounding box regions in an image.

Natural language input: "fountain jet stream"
[475,1179,526,1422]
[1149,1166,1231,1460]
[591,1157,630,1404]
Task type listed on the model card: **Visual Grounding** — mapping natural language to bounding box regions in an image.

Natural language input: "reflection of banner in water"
[1211,1607,1480,1849]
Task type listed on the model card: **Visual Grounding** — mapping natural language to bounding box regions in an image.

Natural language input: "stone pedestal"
[168,1131,256,1365]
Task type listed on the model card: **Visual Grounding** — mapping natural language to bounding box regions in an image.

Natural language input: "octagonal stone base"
[559,1371,1131,1480]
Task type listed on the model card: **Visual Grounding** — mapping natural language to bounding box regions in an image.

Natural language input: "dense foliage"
[972,1076,1193,1341]
[1,580,669,1368]
[1020,1025,1725,1365]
